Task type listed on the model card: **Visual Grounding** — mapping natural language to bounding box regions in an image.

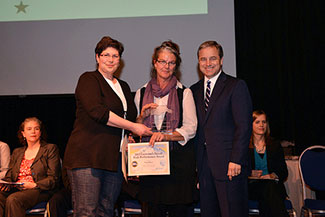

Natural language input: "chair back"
[122,200,142,217]
[26,201,47,215]
[249,199,296,216]
[299,145,325,200]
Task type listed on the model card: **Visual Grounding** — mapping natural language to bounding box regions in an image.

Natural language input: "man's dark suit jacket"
[64,70,137,172]
[190,71,252,180]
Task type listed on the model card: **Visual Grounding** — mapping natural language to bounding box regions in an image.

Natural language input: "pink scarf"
[142,76,180,133]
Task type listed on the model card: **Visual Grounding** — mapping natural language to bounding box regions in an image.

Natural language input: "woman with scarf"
[134,40,197,217]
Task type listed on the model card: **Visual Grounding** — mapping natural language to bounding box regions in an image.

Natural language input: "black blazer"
[191,72,252,180]
[64,70,137,172]
[249,138,288,198]
[249,138,288,182]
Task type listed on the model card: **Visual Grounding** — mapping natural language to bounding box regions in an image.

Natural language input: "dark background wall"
[234,0,324,154]
[1,1,324,157]
[0,95,75,158]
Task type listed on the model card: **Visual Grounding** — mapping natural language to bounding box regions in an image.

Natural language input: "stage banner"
[0,0,207,22]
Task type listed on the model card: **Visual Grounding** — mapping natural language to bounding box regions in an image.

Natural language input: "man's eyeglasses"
[156,60,176,67]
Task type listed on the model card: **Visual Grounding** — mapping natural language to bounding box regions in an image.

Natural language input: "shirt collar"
[204,70,222,87]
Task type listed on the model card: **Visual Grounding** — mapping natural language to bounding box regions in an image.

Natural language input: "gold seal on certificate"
[127,142,170,176]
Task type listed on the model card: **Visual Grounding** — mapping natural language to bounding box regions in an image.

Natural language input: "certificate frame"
[127,142,170,176]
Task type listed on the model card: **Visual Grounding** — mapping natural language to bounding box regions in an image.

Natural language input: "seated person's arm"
[0,142,10,180]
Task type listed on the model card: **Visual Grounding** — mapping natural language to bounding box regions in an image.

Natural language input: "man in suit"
[190,41,252,217]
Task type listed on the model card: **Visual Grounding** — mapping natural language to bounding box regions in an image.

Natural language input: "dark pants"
[142,202,193,217]
[47,188,72,217]
[199,149,248,217]
[0,188,50,217]
[248,179,289,217]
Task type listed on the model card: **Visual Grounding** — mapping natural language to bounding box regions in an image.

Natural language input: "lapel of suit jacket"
[196,79,206,124]
[97,71,124,111]
[204,72,227,124]
[32,142,46,166]
[16,148,25,165]
[12,148,26,180]
[249,148,255,169]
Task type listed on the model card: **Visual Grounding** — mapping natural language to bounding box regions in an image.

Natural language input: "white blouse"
[104,77,127,151]
[134,81,197,146]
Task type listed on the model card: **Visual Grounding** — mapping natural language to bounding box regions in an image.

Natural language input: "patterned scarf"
[142,76,180,133]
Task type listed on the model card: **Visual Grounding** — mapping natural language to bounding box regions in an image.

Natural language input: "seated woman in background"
[0,117,61,217]
[0,141,10,180]
[249,110,289,217]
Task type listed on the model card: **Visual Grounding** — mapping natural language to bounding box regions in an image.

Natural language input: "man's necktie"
[205,80,211,111]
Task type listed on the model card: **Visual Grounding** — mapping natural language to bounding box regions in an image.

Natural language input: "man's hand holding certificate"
[127,142,170,176]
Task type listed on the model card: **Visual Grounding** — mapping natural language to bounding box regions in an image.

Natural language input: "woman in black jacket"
[64,36,152,217]
[248,110,289,217]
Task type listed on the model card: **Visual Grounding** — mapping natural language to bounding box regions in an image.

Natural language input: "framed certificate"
[127,142,170,176]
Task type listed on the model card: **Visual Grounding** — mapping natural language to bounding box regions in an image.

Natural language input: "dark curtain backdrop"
[1,1,324,156]
[234,1,324,154]
[0,95,75,158]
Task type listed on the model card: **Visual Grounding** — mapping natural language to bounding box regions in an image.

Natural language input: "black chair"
[121,199,142,217]
[26,201,47,215]
[121,199,201,216]
[193,201,201,214]
[299,145,325,217]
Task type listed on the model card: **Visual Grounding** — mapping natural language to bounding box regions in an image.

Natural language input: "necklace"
[254,144,265,153]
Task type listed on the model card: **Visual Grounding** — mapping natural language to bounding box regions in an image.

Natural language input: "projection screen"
[0,0,236,95]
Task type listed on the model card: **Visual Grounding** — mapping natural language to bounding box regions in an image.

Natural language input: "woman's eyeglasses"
[156,60,176,67]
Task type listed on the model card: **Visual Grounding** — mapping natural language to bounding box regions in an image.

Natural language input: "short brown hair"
[197,40,224,59]
[95,36,124,57]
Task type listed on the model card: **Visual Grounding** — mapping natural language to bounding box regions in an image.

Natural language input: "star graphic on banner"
[15,1,29,13]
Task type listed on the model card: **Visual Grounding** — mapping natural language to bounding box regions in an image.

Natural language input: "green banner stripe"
[1,0,207,22]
